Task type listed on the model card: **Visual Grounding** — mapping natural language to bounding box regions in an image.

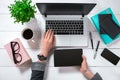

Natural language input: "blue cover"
[91,8,120,44]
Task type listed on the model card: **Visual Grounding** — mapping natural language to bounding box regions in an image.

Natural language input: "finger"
[50,30,54,40]
[82,56,86,60]
[81,55,86,64]
[45,29,50,39]
[43,32,46,38]
[48,29,53,40]
[52,35,55,46]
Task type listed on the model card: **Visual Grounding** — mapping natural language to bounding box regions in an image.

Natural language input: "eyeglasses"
[10,41,22,64]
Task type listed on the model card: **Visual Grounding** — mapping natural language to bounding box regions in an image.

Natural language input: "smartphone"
[101,48,120,65]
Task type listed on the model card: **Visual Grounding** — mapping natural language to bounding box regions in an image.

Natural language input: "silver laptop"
[36,3,96,47]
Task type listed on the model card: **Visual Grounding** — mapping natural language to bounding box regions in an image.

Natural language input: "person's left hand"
[40,30,55,57]
[80,56,94,80]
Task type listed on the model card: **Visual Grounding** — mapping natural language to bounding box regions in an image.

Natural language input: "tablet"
[54,49,83,67]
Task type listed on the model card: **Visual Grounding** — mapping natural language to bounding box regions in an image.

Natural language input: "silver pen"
[94,41,100,59]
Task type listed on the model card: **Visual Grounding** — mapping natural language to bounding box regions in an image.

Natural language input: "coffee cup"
[22,28,35,42]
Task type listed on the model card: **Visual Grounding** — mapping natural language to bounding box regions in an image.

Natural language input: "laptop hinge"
[44,13,47,17]
[82,14,84,17]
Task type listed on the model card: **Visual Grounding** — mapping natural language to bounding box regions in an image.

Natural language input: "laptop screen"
[36,3,96,15]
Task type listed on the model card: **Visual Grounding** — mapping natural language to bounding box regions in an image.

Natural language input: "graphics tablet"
[54,49,83,67]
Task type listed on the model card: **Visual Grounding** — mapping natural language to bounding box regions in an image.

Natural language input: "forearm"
[82,70,102,80]
[91,73,103,80]
[30,62,46,80]
[30,30,54,80]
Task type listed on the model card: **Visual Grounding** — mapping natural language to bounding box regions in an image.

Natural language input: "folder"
[91,8,120,44]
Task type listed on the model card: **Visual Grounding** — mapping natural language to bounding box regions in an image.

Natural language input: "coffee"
[23,29,33,40]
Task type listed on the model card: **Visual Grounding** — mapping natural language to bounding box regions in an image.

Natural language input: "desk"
[0,0,120,80]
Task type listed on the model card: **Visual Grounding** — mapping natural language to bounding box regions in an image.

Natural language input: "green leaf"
[8,0,36,24]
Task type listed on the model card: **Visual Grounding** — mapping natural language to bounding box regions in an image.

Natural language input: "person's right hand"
[40,30,55,57]
[80,56,94,79]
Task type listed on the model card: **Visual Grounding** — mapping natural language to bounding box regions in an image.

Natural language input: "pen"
[89,32,94,49]
[94,41,100,59]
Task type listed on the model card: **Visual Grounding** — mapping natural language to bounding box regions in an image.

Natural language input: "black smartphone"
[54,49,83,67]
[101,48,120,65]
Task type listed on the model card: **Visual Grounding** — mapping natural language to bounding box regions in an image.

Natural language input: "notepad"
[99,14,112,34]
[4,38,31,66]
[91,8,120,44]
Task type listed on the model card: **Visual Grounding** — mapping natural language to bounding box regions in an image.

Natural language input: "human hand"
[40,30,55,57]
[80,56,94,79]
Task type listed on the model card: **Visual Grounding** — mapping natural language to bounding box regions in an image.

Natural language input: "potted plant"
[8,0,36,24]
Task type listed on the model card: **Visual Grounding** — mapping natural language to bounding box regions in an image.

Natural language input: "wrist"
[40,51,48,57]
[38,60,47,63]
[82,70,94,80]
[37,54,47,62]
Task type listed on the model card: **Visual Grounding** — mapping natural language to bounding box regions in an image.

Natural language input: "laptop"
[36,3,96,47]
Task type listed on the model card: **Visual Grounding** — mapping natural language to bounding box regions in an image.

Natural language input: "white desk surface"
[0,0,120,80]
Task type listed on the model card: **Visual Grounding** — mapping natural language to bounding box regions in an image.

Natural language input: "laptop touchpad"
[55,35,70,46]
[70,35,88,46]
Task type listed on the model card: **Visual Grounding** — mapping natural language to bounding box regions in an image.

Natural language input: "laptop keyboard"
[46,20,83,35]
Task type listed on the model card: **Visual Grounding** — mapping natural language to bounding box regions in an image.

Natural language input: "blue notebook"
[91,8,120,44]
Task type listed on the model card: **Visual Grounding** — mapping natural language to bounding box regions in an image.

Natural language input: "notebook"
[4,38,31,66]
[91,8,120,44]
[99,14,112,34]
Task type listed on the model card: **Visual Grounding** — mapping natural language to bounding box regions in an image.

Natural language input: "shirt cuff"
[31,62,46,71]
[91,73,102,80]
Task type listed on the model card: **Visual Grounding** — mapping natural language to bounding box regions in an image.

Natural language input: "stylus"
[94,41,100,59]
